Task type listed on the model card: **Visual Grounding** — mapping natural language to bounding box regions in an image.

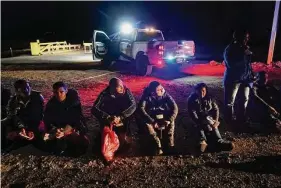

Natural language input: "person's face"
[53,87,67,102]
[16,83,31,98]
[153,85,165,97]
[116,84,124,94]
[197,87,207,98]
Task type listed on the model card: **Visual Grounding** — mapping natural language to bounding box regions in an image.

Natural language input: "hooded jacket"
[91,86,136,120]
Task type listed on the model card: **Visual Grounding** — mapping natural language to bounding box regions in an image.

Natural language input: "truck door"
[92,30,110,60]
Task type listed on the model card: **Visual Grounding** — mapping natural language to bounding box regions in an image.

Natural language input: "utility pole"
[267,0,280,65]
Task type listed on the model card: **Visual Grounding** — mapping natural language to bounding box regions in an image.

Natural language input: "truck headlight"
[121,23,133,34]
[167,55,174,60]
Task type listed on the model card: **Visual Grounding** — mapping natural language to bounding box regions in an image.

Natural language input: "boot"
[199,140,208,153]
[217,139,234,151]
[155,148,163,156]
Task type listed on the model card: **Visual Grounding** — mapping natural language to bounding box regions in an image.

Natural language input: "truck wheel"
[136,55,153,76]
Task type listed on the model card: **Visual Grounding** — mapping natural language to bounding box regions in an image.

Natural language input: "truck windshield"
[136,32,164,41]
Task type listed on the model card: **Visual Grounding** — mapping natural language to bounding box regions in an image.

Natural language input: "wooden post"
[267,0,280,65]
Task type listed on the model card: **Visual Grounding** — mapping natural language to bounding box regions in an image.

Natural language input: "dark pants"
[1,118,45,152]
[146,121,175,149]
[198,127,223,143]
[195,115,223,144]
[45,133,89,157]
[224,82,251,122]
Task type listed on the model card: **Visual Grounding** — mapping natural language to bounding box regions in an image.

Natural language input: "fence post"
[10,47,13,57]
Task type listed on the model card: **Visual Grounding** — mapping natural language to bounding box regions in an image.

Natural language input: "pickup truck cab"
[92,27,195,76]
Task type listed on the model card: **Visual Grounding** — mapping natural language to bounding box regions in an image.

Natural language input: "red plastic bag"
[101,124,120,162]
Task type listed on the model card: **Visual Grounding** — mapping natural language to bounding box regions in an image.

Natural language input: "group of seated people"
[1,71,280,157]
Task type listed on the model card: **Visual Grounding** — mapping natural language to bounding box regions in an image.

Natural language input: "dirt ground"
[1,62,281,188]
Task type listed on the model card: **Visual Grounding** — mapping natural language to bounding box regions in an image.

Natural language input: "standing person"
[91,77,136,153]
[43,82,89,157]
[1,80,44,152]
[188,83,234,153]
[223,30,254,126]
[138,81,178,155]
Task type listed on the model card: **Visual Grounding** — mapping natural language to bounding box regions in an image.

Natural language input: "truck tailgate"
[163,40,195,58]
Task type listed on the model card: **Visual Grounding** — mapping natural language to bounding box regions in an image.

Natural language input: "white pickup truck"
[92,27,195,76]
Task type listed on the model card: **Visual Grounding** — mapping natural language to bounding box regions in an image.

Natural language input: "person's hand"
[26,131,34,140]
[153,122,159,129]
[269,107,279,116]
[212,121,220,129]
[164,121,171,127]
[43,133,50,141]
[56,128,64,139]
[19,128,31,140]
[19,129,34,140]
[113,116,121,125]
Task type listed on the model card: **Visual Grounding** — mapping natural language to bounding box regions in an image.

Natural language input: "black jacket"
[4,91,44,131]
[91,87,136,120]
[139,91,178,124]
[44,89,86,132]
[187,93,219,125]
[223,42,253,85]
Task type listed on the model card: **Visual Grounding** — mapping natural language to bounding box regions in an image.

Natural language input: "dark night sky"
[1,1,280,60]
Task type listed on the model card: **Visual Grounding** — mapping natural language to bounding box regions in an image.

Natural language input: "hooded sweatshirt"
[91,78,136,120]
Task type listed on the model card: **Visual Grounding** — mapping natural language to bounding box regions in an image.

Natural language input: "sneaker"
[200,140,208,153]
[156,148,163,156]
[217,140,234,151]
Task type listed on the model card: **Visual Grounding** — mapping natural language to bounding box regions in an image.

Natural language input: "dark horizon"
[1,1,280,61]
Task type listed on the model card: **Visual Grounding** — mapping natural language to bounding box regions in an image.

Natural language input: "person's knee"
[167,121,175,135]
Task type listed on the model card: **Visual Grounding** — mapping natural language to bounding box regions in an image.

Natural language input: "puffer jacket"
[139,91,178,124]
[187,93,219,125]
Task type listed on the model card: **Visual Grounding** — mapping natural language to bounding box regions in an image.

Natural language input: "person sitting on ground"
[1,80,44,152]
[91,77,136,153]
[43,81,89,157]
[187,83,234,153]
[138,81,178,155]
[249,71,281,132]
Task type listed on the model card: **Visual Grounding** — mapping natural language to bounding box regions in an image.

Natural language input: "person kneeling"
[43,82,89,157]
[187,83,234,153]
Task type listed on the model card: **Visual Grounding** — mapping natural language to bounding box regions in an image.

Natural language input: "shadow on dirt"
[206,155,281,176]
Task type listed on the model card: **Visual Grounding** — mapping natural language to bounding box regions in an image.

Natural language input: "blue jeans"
[224,82,251,122]
[199,128,223,143]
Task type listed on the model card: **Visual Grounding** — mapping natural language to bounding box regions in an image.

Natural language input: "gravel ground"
[1,62,281,188]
